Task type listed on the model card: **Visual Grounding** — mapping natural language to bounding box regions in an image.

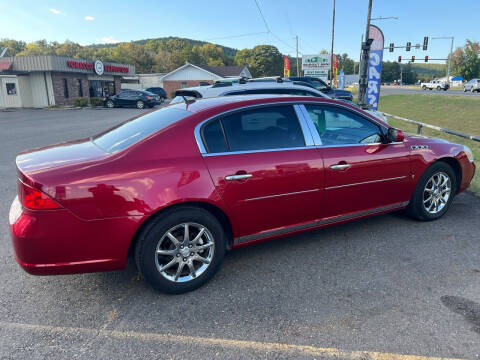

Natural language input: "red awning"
[0,62,12,70]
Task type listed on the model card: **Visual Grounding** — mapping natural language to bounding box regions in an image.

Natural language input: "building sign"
[302,54,330,70]
[94,60,104,75]
[366,25,384,110]
[67,59,129,74]
[283,56,290,77]
[304,69,328,82]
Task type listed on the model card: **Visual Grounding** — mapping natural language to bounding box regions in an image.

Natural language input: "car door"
[300,103,413,219]
[116,91,130,106]
[199,104,325,243]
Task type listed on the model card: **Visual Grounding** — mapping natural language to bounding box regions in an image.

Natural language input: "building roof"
[194,64,248,78]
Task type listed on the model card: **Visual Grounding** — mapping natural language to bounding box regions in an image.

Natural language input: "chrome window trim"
[233,201,409,245]
[202,146,311,157]
[298,102,390,147]
[194,101,316,156]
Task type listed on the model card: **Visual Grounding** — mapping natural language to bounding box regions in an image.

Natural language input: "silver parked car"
[464,79,480,93]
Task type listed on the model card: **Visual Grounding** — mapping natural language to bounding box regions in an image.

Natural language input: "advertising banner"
[302,54,330,70]
[283,56,290,77]
[339,70,345,90]
[366,25,384,110]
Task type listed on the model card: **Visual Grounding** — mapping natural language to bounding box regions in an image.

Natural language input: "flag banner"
[366,25,384,110]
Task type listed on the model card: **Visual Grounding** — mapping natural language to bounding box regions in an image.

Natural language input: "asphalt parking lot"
[1,108,479,359]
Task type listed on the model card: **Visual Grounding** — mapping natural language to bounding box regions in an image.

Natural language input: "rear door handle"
[330,164,351,170]
[225,174,252,181]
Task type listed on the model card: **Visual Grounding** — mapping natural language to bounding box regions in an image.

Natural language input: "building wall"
[16,75,32,107]
[163,65,222,81]
[163,80,214,98]
[51,72,89,106]
[30,72,55,107]
[114,77,122,95]
[0,76,22,108]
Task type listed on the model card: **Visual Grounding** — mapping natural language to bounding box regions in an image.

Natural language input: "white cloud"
[100,36,120,44]
[85,16,94,21]
[49,8,61,14]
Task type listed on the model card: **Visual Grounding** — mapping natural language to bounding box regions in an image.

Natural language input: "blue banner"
[339,70,345,90]
[366,25,384,110]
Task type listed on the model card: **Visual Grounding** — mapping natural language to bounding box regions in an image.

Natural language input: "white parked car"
[172,81,389,123]
[421,79,449,91]
[463,79,480,93]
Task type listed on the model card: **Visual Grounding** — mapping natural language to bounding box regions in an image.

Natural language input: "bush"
[170,91,176,99]
[90,97,104,107]
[73,97,88,107]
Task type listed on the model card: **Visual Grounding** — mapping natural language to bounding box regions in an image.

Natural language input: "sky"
[1,0,479,64]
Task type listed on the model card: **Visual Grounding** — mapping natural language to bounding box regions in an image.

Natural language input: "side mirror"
[387,128,404,143]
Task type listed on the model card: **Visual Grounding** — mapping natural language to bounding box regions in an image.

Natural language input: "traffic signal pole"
[358,0,372,106]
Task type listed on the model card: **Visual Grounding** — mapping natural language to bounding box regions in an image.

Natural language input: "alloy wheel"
[155,223,215,283]
[423,172,451,214]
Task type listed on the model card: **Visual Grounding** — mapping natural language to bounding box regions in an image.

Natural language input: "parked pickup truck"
[421,79,449,91]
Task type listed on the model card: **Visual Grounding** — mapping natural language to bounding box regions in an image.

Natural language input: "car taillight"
[18,181,62,210]
[146,96,153,100]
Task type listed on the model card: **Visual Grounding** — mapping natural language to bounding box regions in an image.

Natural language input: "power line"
[254,0,271,33]
[205,31,269,41]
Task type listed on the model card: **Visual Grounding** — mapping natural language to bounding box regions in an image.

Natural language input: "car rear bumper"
[9,198,141,275]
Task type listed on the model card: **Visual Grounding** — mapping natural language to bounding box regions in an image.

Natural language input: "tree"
[0,39,26,56]
[337,53,354,74]
[55,40,82,58]
[17,40,56,56]
[235,45,282,77]
[451,39,480,80]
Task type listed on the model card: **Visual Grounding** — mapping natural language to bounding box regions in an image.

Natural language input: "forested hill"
[88,36,238,57]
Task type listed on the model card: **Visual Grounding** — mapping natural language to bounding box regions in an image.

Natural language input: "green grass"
[378,94,480,194]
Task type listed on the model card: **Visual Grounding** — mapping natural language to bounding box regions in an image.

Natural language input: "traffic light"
[406,42,411,51]
[389,43,394,52]
[398,56,402,63]
[411,56,415,63]
[423,37,429,50]
[424,56,428,63]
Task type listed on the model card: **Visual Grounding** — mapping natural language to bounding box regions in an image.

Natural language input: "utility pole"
[432,36,454,82]
[330,0,336,87]
[358,0,373,106]
[296,35,299,76]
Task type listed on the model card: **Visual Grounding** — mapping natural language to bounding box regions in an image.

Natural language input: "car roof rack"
[248,76,285,83]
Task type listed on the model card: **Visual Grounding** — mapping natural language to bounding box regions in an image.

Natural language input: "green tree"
[0,39,26,56]
[337,53,354,74]
[236,45,282,77]
[17,40,56,55]
[55,40,82,58]
[451,40,480,80]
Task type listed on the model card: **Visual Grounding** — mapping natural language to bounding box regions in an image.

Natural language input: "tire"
[106,100,115,108]
[422,85,427,90]
[406,162,457,221]
[436,86,441,91]
[136,100,145,109]
[471,87,475,93]
[135,207,226,294]
[464,87,467,92]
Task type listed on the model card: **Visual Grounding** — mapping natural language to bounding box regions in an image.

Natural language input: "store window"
[6,83,17,95]
[78,79,83,97]
[181,82,188,88]
[63,79,69,98]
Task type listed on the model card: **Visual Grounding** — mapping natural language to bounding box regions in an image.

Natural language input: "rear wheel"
[136,100,145,109]
[406,162,456,221]
[106,100,114,108]
[436,86,441,91]
[422,85,427,90]
[135,207,226,294]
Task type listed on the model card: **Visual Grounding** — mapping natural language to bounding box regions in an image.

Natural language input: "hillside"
[88,36,238,57]
[410,63,446,77]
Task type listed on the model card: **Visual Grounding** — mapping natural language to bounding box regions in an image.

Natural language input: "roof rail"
[248,76,284,83]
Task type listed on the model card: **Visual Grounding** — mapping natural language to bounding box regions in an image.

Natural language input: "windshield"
[310,78,329,91]
[93,107,191,153]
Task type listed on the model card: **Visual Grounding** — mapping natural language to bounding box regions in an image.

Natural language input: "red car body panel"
[9,96,476,275]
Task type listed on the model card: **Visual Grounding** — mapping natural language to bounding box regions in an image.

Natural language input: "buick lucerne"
[9,95,475,293]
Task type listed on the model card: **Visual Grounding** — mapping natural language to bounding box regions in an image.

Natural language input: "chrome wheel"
[155,223,215,283]
[136,100,144,109]
[423,172,451,214]
[106,100,114,108]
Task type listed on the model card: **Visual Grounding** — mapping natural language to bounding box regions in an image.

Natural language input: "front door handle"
[330,163,351,170]
[225,174,252,181]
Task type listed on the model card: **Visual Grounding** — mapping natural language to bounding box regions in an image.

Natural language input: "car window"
[304,104,382,146]
[93,107,191,153]
[309,79,329,91]
[202,120,228,153]
[117,91,131,99]
[214,105,305,152]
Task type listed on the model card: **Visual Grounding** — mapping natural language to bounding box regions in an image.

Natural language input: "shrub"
[73,97,88,107]
[90,97,104,107]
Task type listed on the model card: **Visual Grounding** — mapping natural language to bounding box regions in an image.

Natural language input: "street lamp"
[432,36,454,82]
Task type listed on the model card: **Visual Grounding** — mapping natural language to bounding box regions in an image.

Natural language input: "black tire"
[106,100,115,108]
[471,87,475,93]
[406,162,457,221]
[436,86,441,91]
[422,85,427,90]
[135,207,226,294]
[463,87,467,92]
[136,100,145,109]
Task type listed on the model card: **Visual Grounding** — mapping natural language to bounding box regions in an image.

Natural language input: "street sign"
[302,54,330,70]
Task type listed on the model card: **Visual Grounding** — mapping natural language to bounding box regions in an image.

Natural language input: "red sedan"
[9,96,475,293]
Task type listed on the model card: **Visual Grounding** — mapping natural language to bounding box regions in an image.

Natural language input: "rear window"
[93,107,191,153]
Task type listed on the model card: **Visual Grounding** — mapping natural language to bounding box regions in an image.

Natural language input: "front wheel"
[106,100,115,108]
[422,85,427,90]
[406,162,456,221]
[471,87,475,93]
[464,87,467,92]
[436,86,441,91]
[136,100,145,109]
[135,207,226,294]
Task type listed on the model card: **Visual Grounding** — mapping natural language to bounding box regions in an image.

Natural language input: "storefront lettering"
[67,60,129,73]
